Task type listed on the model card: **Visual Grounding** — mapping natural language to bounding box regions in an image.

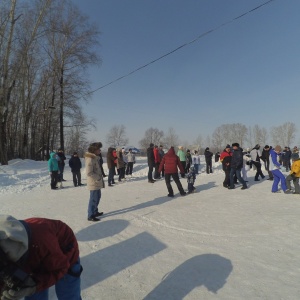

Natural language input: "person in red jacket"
[0,215,82,300]
[158,147,186,197]
[153,145,162,179]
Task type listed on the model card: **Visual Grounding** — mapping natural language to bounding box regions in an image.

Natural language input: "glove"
[49,172,52,175]
[1,277,36,300]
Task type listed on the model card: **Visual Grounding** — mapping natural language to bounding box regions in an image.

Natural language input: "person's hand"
[1,277,36,300]
[58,171,60,174]
[291,172,296,179]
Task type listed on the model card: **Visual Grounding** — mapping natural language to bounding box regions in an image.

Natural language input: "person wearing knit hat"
[0,215,82,299]
[269,145,289,193]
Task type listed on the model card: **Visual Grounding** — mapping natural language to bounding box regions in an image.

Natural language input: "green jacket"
[48,152,59,172]
[177,149,186,162]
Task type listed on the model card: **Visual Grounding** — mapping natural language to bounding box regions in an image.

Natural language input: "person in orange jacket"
[286,157,300,194]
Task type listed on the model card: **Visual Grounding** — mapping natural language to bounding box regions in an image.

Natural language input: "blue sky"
[71,0,300,147]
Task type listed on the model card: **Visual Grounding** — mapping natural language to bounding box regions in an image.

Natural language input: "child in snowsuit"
[187,165,196,194]
[285,157,300,194]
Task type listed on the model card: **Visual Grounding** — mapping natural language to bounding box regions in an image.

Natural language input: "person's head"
[88,142,102,155]
[149,143,154,148]
[225,145,231,152]
[129,148,132,152]
[187,149,190,153]
[232,143,239,150]
[274,145,282,153]
[264,145,270,150]
[154,145,158,149]
[190,165,195,173]
[0,215,28,262]
[194,150,198,154]
[159,145,163,149]
[58,148,63,153]
[205,147,209,151]
[50,152,57,159]
[73,151,78,156]
[254,144,260,149]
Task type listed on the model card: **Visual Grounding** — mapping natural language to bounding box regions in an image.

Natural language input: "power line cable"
[88,0,275,95]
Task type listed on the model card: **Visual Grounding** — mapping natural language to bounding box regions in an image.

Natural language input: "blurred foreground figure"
[0,215,82,300]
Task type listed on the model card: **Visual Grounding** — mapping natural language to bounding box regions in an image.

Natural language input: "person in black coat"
[69,152,82,187]
[204,147,213,174]
[56,148,66,181]
[261,145,273,180]
[147,143,155,183]
[229,143,247,190]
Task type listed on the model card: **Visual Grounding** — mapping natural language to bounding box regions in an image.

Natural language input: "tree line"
[106,122,297,153]
[0,0,100,164]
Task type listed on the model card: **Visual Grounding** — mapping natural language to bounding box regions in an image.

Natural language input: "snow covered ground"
[1,157,300,299]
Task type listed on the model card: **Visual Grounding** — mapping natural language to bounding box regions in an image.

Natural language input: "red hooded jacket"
[153,147,161,164]
[158,147,184,174]
[22,218,79,291]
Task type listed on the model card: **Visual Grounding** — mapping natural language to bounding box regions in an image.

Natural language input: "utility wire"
[88,0,275,95]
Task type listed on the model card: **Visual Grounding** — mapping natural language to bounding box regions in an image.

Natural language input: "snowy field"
[1,157,300,300]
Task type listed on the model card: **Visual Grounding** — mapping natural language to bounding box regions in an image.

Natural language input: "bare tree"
[211,128,223,151]
[270,122,297,146]
[106,125,128,147]
[194,134,204,151]
[139,127,164,150]
[162,127,178,149]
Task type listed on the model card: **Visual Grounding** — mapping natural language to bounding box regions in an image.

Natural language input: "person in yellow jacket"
[286,157,300,194]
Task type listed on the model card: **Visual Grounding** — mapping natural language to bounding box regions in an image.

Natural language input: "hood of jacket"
[166,147,176,156]
[0,215,28,262]
[50,152,56,159]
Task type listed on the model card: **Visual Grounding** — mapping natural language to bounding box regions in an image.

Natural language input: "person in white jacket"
[192,150,201,174]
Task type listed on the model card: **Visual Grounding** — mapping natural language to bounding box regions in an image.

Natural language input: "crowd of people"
[47,142,300,222]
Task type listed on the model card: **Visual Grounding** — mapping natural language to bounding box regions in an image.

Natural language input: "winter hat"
[88,143,101,153]
[254,144,260,149]
[0,215,28,262]
[232,143,239,148]
[225,144,231,149]
[264,145,269,149]
[73,151,78,155]
[187,149,190,153]
[205,147,209,151]
[274,145,282,152]
[149,143,154,147]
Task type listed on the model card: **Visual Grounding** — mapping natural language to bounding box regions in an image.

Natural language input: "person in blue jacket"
[48,152,59,190]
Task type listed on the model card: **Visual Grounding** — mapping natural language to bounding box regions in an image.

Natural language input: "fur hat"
[274,145,282,152]
[232,143,239,148]
[0,215,28,262]
[88,142,102,153]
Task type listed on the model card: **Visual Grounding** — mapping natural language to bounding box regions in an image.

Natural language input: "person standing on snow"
[153,145,161,179]
[220,145,232,188]
[177,146,186,178]
[204,147,213,174]
[56,148,66,182]
[126,148,136,176]
[228,143,247,190]
[85,143,105,221]
[159,147,186,197]
[261,145,273,181]
[48,152,59,190]
[147,143,155,183]
[69,151,82,187]
[192,150,201,174]
[185,149,192,174]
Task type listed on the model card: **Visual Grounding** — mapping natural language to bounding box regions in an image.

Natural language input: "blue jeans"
[271,169,287,192]
[230,168,247,188]
[108,167,115,184]
[88,189,101,218]
[25,259,82,300]
[194,164,199,174]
